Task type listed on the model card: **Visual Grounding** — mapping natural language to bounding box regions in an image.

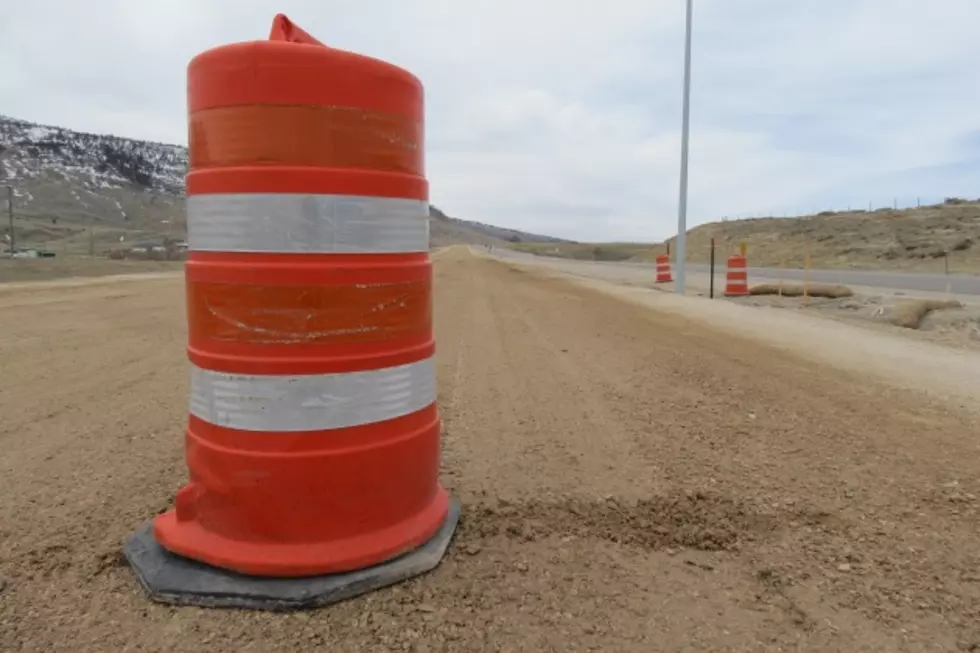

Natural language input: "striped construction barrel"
[152,22,449,577]
[655,254,672,283]
[724,254,750,297]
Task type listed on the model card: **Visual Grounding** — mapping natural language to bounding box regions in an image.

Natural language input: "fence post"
[709,238,715,299]
[803,249,811,307]
[6,186,13,257]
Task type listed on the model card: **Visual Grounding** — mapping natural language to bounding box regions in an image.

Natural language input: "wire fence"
[719,195,978,221]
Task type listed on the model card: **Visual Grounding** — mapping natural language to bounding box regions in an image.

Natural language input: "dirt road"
[0,257,183,284]
[2,248,980,652]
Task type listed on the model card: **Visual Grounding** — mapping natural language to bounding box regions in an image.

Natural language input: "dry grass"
[749,283,854,299]
[888,299,964,329]
[665,199,980,273]
[508,199,980,274]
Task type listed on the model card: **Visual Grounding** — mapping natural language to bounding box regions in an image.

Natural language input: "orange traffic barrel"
[655,254,673,283]
[725,255,750,296]
[124,14,459,611]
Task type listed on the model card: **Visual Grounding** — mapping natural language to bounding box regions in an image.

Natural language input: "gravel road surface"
[2,248,979,652]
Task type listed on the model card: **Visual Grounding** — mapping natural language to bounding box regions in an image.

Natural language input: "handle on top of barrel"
[269,13,326,46]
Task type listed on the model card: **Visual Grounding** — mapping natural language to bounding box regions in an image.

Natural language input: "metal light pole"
[674,0,694,294]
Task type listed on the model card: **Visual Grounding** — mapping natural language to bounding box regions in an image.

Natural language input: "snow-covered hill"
[0,114,568,252]
[1,115,185,194]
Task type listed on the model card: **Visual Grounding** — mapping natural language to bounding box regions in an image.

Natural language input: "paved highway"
[486,247,979,297]
[686,264,980,296]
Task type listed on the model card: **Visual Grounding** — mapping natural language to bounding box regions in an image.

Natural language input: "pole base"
[123,497,461,611]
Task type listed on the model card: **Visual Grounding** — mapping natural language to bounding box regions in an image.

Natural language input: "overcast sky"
[2,1,979,242]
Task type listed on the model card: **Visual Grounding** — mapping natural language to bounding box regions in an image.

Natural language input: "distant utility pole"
[674,0,694,295]
[5,186,12,257]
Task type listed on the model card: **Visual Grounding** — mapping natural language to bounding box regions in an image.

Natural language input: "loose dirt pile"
[749,283,854,298]
[889,298,964,329]
[3,249,980,652]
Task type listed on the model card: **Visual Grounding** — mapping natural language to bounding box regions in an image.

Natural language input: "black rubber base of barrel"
[123,498,461,611]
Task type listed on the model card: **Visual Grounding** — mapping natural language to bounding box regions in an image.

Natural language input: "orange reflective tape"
[189,105,422,174]
[187,279,431,346]
[187,166,428,198]
[186,252,431,286]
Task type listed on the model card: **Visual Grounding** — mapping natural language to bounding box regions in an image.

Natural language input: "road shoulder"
[493,252,980,414]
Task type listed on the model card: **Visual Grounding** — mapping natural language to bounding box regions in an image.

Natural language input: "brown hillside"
[511,199,980,274]
[664,199,980,272]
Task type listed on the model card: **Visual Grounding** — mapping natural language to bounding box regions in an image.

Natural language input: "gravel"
[2,248,979,651]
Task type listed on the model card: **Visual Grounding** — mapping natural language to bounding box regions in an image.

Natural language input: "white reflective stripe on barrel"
[190,358,436,432]
[187,193,430,253]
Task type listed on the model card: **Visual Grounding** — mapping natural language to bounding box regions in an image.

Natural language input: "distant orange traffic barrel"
[724,255,750,296]
[124,14,459,611]
[655,254,673,283]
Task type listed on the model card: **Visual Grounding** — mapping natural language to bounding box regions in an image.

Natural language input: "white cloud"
[2,0,979,241]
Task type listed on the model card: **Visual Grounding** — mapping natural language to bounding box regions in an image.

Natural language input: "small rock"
[462,544,482,556]
[837,563,852,572]
[944,480,960,488]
